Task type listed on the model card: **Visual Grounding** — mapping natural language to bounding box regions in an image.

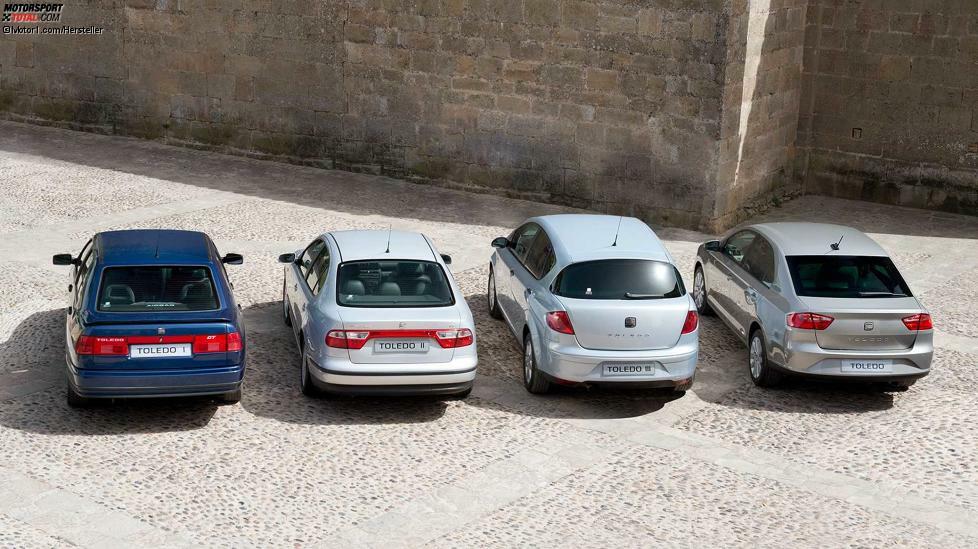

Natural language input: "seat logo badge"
[625,317,637,328]
[864,322,874,331]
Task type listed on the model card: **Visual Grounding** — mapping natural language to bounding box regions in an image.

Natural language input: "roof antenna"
[385,225,392,254]
[830,234,844,251]
[611,216,623,247]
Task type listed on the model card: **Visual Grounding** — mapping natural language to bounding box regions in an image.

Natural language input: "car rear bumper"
[308,354,477,394]
[67,358,244,398]
[780,336,932,380]
[539,337,697,387]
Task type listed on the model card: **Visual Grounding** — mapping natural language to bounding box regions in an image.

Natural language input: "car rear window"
[786,256,912,298]
[337,260,455,308]
[97,266,220,312]
[552,259,685,300]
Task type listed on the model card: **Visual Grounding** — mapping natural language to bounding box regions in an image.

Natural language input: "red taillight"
[227,331,243,352]
[326,330,370,349]
[681,311,699,334]
[75,336,127,356]
[193,334,228,354]
[326,329,474,349]
[786,313,834,330]
[434,328,474,348]
[546,311,575,334]
[902,313,933,331]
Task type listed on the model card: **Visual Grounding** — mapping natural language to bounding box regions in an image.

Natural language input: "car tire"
[692,265,714,316]
[522,332,550,395]
[282,279,292,327]
[218,388,242,404]
[487,268,503,320]
[748,329,782,387]
[881,380,915,392]
[66,380,91,408]
[299,343,320,397]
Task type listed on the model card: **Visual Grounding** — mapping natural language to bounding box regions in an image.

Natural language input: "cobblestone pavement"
[1,121,977,547]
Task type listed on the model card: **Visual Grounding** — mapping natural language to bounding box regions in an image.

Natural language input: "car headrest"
[342,280,365,296]
[398,262,425,276]
[181,282,213,301]
[105,284,135,305]
[379,282,401,296]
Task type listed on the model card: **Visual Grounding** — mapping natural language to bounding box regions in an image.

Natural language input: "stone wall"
[713,0,807,229]
[797,0,978,215]
[0,0,728,229]
[2,0,975,228]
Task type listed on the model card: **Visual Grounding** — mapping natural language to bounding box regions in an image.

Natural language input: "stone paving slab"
[2,122,978,547]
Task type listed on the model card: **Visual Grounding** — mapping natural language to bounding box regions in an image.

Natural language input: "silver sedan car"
[488,215,699,394]
[693,222,933,389]
[279,230,477,398]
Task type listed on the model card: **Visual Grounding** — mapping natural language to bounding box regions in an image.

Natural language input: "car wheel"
[66,379,91,408]
[748,329,781,387]
[282,279,292,327]
[693,265,714,316]
[523,332,550,394]
[218,388,242,404]
[487,268,503,320]
[299,343,320,397]
[880,380,915,392]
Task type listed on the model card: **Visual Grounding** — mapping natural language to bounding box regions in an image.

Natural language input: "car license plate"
[602,364,655,377]
[841,359,893,373]
[129,343,192,358]
[374,340,428,353]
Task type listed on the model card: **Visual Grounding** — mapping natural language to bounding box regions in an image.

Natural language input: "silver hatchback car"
[488,215,699,394]
[280,230,477,398]
[693,222,933,389]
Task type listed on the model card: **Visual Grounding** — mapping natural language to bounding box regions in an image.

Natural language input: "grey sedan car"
[280,230,477,398]
[693,222,932,389]
[488,215,698,394]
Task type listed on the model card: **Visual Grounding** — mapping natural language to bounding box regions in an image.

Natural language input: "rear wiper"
[624,292,663,299]
[857,291,908,297]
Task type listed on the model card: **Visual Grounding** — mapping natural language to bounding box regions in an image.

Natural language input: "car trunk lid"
[342,307,461,364]
[801,296,922,351]
[76,320,239,370]
[558,296,691,351]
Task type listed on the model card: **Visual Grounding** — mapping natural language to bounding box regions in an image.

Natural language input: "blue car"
[53,230,246,407]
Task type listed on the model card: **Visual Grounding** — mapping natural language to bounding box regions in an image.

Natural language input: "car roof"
[330,230,437,262]
[97,230,215,265]
[532,214,671,263]
[749,223,888,256]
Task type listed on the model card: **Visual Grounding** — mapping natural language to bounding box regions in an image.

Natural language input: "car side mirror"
[704,240,722,252]
[222,253,244,265]
[278,253,297,264]
[53,253,74,266]
[440,254,452,265]
[491,237,509,249]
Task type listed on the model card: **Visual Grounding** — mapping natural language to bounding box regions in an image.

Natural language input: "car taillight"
[434,328,474,348]
[75,336,127,356]
[902,313,933,331]
[786,312,834,330]
[193,334,228,354]
[227,331,243,352]
[546,311,575,334]
[326,330,370,349]
[681,311,699,334]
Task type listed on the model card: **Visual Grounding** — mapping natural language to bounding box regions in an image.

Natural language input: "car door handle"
[509,269,515,275]
[524,288,533,298]
[301,304,306,311]
[744,289,757,304]
[293,284,298,291]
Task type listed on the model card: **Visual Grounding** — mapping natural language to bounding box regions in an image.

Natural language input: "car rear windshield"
[786,256,912,298]
[552,259,685,300]
[97,266,220,312]
[337,260,455,308]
